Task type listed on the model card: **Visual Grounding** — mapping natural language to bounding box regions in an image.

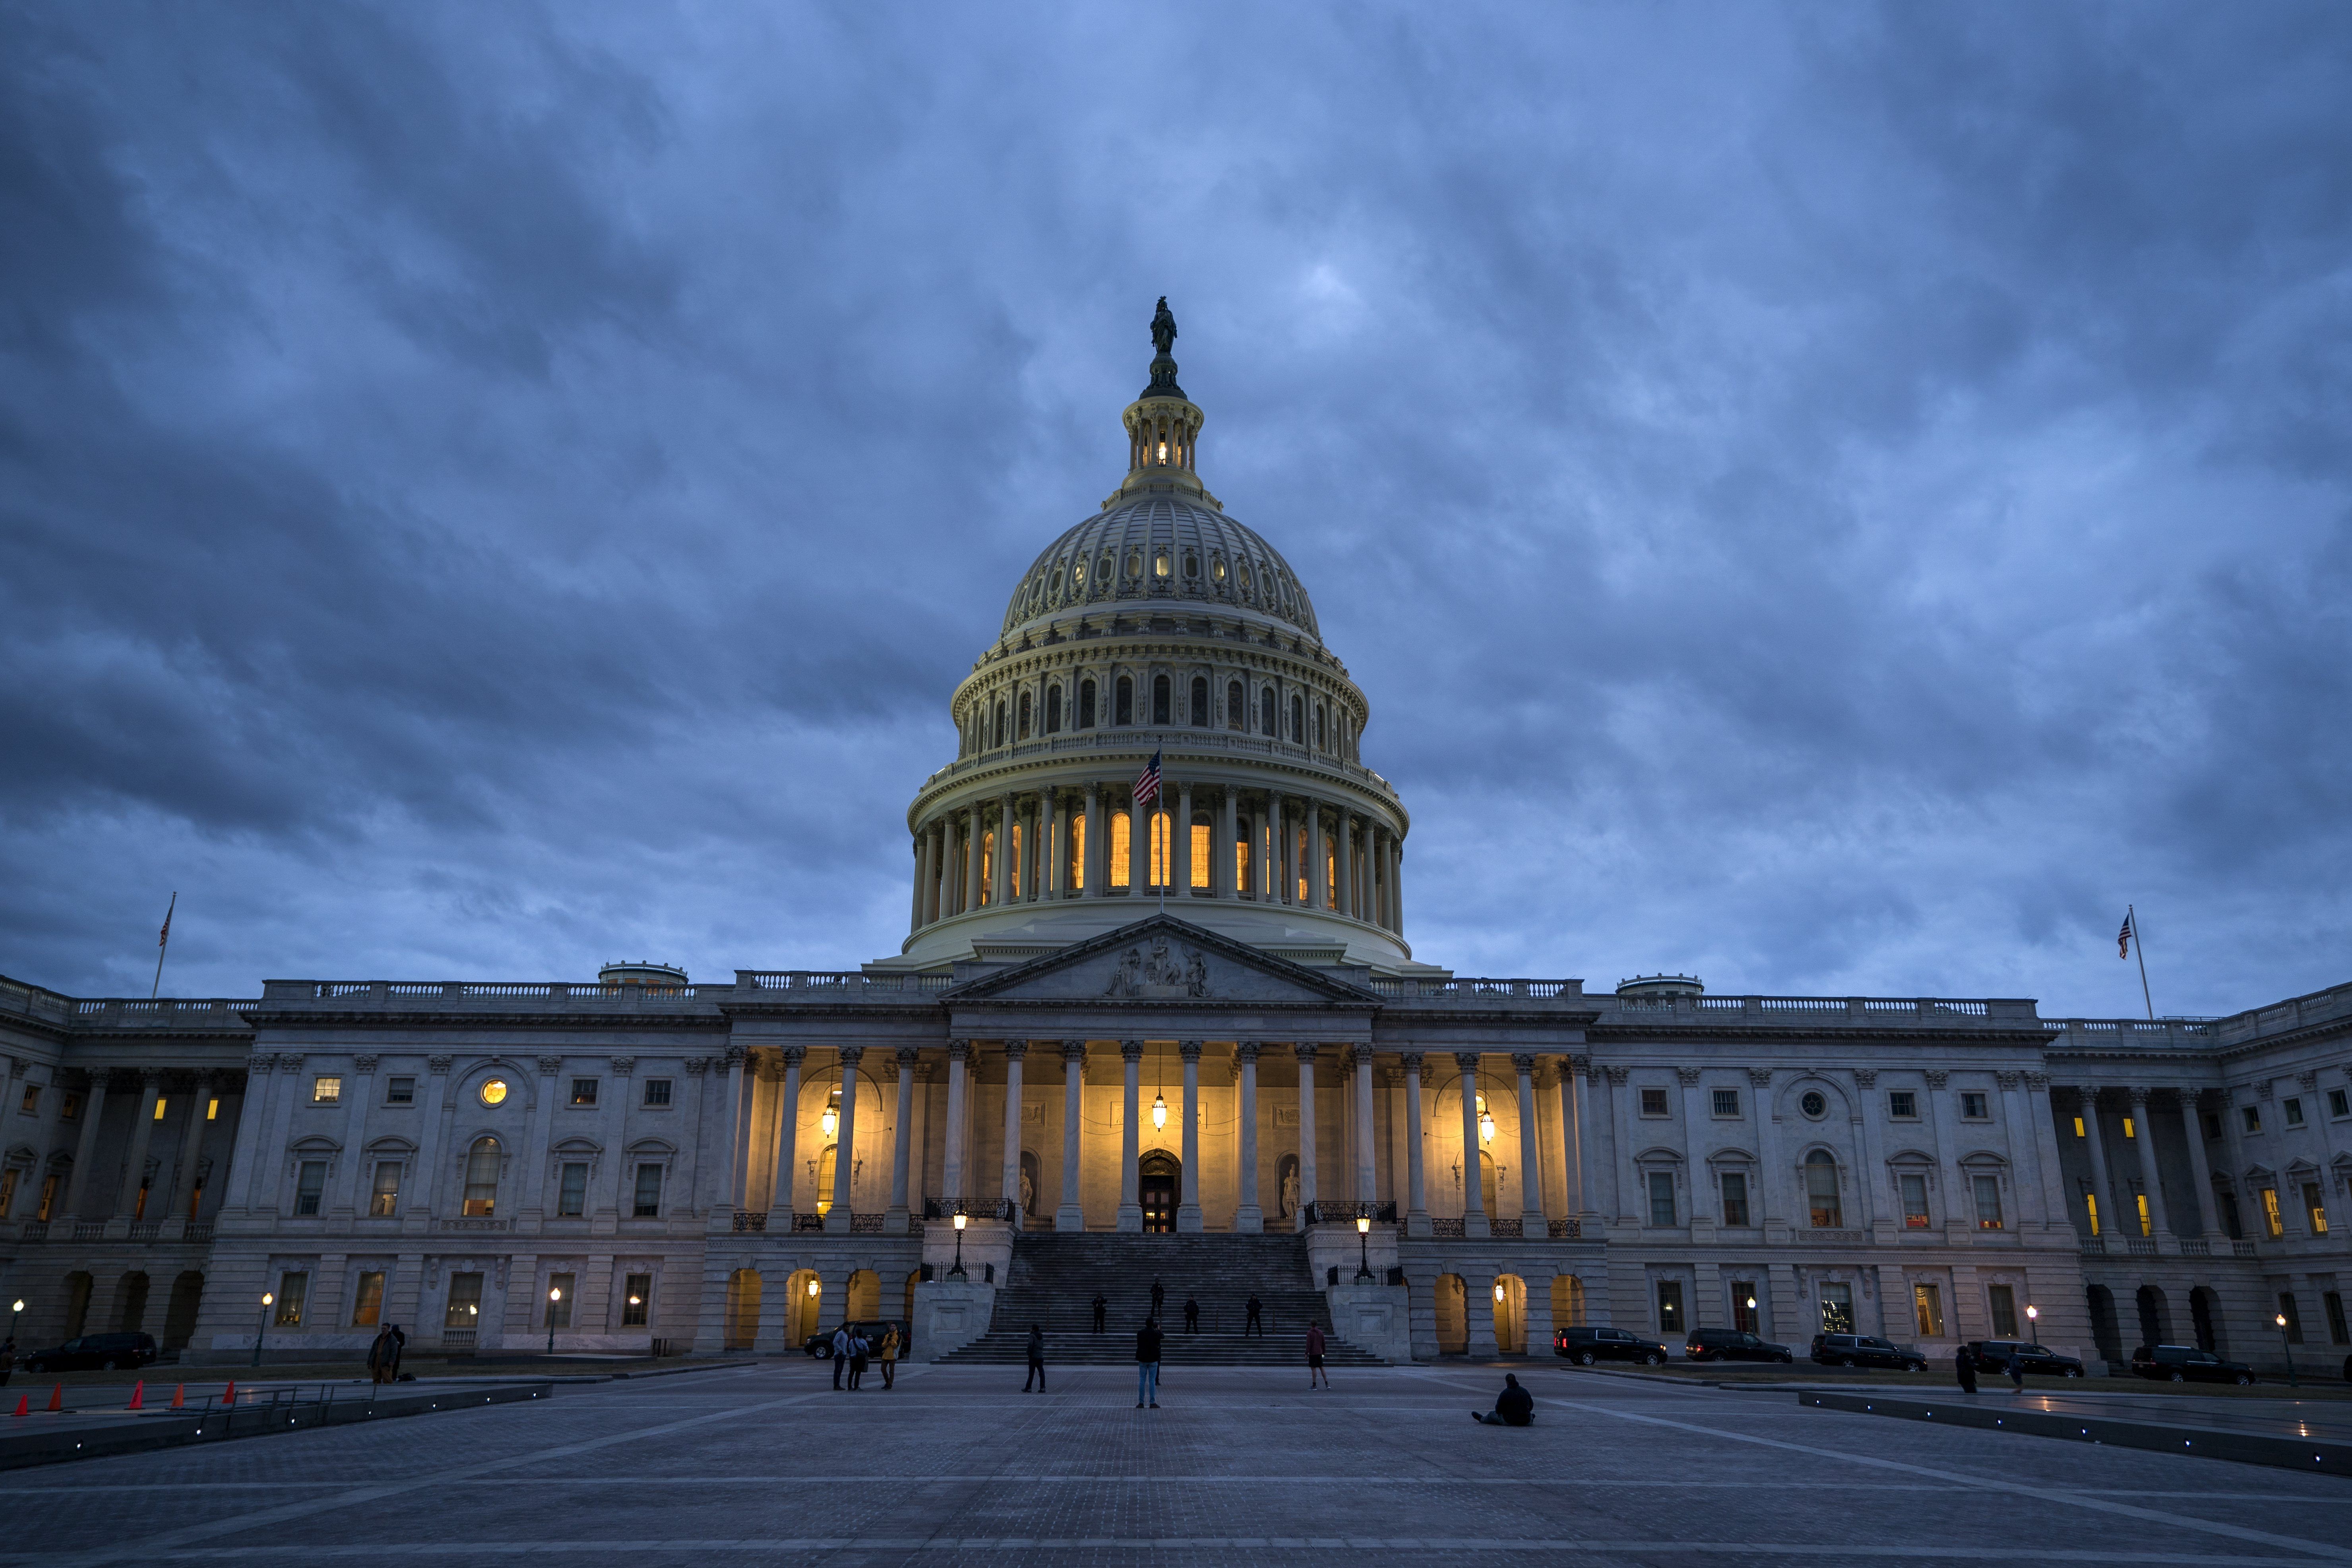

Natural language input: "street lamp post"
[252,1292,273,1368]
[547,1287,562,1356]
[2276,1312,2298,1387]
[950,1210,968,1278]
[1354,1214,1372,1281]
[2025,1304,2038,1342]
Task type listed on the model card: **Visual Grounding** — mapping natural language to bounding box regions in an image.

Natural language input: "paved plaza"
[3,1361,2351,1565]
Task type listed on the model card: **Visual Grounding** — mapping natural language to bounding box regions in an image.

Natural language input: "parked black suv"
[1962,1340,2086,1378]
[1556,1326,1669,1366]
[1686,1327,1794,1364]
[1811,1333,1928,1371]
[2129,1344,2255,1385]
[20,1332,158,1373]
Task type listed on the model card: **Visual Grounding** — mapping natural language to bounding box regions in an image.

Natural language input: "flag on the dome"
[2117,910,2134,959]
[1134,750,1162,806]
[158,892,175,950]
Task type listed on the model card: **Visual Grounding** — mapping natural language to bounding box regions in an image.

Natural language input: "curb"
[1797,1389,2352,1478]
[0,1380,555,1471]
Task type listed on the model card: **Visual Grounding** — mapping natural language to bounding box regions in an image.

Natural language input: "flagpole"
[151,891,176,1000]
[2129,904,2153,1021]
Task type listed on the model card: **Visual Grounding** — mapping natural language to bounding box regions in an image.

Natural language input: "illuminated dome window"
[1212,554,1226,581]
[1155,551,1171,579]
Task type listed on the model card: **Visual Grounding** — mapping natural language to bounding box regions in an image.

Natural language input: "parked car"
[20,1332,158,1373]
[1811,1333,1928,1372]
[1686,1327,1794,1364]
[2129,1344,2255,1385]
[1962,1340,2087,1378]
[802,1322,895,1359]
[1556,1326,1669,1366]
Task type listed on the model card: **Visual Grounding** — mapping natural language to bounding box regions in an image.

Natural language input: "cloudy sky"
[4,4,2348,1018]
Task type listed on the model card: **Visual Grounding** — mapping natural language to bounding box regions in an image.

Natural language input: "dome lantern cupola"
[1108,297,1219,511]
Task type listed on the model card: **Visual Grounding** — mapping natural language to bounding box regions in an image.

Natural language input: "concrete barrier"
[0,1380,555,1471]
[1798,1389,2352,1478]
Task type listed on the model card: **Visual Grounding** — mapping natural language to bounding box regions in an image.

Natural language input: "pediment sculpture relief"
[1104,936,1209,998]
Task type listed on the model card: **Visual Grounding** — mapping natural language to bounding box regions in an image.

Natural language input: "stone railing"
[437,1217,510,1233]
[2042,1017,2213,1045]
[1548,1219,1582,1239]
[1612,995,2038,1025]
[736,971,954,995]
[732,1212,767,1233]
[1370,979,1583,1002]
[1302,1201,1397,1224]
[271,981,709,1004]
[1799,1228,1865,1245]
[127,1221,160,1241]
[791,1213,827,1231]
[1428,1217,1466,1238]
[2124,1237,2158,1256]
[916,727,1403,808]
[186,1221,215,1243]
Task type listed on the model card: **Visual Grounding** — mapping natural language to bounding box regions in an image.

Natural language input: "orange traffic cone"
[170,1384,185,1409]
[9,1396,24,1417]
[126,1381,144,1410]
[45,1384,62,1413]
[222,1379,236,1405]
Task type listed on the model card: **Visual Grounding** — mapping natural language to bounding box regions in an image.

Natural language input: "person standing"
[1244,1295,1264,1336]
[831,1324,852,1390]
[879,1324,901,1390]
[1183,1297,1199,1333]
[1150,1278,1166,1320]
[1023,1324,1047,1392]
[2003,1347,2026,1392]
[847,1327,871,1390]
[1092,1293,1108,1334]
[1136,1318,1163,1408]
[1953,1342,1978,1394]
[366,1322,405,1385]
[1306,1321,1329,1389]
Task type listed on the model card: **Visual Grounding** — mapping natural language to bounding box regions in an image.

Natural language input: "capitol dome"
[1000,498,1322,643]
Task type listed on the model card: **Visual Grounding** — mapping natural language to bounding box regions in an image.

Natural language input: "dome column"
[963,803,983,913]
[1084,783,1106,897]
[994,792,1015,907]
[1216,788,1237,899]
[1335,811,1355,921]
[1044,790,1066,899]
[1275,795,1293,905]
[1308,799,1327,910]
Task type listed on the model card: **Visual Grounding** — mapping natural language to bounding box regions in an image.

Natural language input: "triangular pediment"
[943,915,1381,1006]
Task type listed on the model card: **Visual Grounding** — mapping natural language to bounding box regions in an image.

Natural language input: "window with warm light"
[351,1271,385,1328]
[1900,1173,1931,1229]
[462,1136,500,1216]
[2122,1115,2135,1138]
[479,1078,509,1108]
[2261,1186,2284,1238]
[2305,1182,2329,1235]
[370,1161,401,1217]
[2072,1115,2085,1138]
[1973,1175,2003,1229]
[1912,1283,1944,1338]
[1068,812,1087,891]
[570,1079,598,1107]
[445,1272,483,1330]
[312,1076,341,1105]
[1191,816,1211,890]
[275,1272,308,1327]
[152,1097,167,1121]
[1111,812,1131,889]
[622,1273,652,1327]
[2085,1193,2100,1236]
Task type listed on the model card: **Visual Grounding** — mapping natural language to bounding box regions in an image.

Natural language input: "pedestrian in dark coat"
[1092,1293,1108,1333]
[1151,1279,1166,1318]
[1023,1324,1047,1392]
[1244,1295,1264,1336]
[1306,1322,1330,1388]
[1184,1297,1199,1333]
[1135,1319,1163,1408]
[367,1324,405,1384]
[1953,1342,1978,1393]
[847,1328,871,1390]
[1472,1373,1535,1425]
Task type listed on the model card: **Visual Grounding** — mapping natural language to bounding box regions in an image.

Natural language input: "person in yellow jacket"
[878,1323,901,1390]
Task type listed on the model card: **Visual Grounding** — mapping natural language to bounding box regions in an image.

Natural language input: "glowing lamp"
[1494,1282,1506,1303]
[1356,1215,1370,1235]
[1152,1091,1168,1130]
[2025,1304,2038,1322]
[821,1096,839,1138]
[953,1211,968,1231]
[2277,1312,2289,1328]
[808,1278,820,1297]
[549,1287,562,1302]
[1478,1107,1496,1145]
[1746,1297,1757,1310]
[261,1292,274,1306]
[628,1294,642,1307]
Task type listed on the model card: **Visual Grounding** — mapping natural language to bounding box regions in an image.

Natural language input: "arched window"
[1110,811,1131,889]
[1044,685,1062,734]
[1234,818,1253,895]
[1315,705,1326,750]
[1079,679,1097,729]
[1259,688,1276,736]
[1127,548,1142,580]
[1226,680,1244,730]
[1114,676,1133,726]
[1190,676,1209,726]
[1017,690,1032,740]
[1190,811,1212,889]
[462,1137,501,1217]
[1805,1151,1842,1229]
[993,702,1006,749]
[1152,675,1171,725]
[1290,695,1304,742]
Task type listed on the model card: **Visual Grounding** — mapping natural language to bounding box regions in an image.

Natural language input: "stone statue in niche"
[1104,937,1210,998]
[1276,1153,1300,1221]
[1019,1150,1039,1218]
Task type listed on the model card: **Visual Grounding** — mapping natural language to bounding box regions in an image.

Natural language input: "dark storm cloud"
[1,2,2346,1018]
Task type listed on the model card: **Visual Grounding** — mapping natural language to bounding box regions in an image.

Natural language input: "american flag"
[1133,749,1162,806]
[2117,909,2134,959]
[158,892,176,950]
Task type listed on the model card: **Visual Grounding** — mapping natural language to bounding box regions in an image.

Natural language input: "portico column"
[1118,1041,1143,1231]
[1556,1056,1585,1223]
[116,1070,164,1221]
[1234,1043,1263,1232]
[2126,1086,2172,1241]
[1401,1053,1430,1236]
[1217,789,1236,899]
[1294,1045,1319,1228]
[170,1072,214,1231]
[941,1040,970,1204]
[2025,1074,2074,1236]
[1084,783,1106,897]
[824,1047,861,1232]
[2179,1089,2223,1238]
[1056,1041,1087,1231]
[2075,1088,2119,1239]
[1352,1046,1377,1203]
[886,1047,917,1234]
[1000,1041,1027,1217]
[1177,1041,1203,1232]
[963,805,983,913]
[1514,1053,1544,1232]
[1456,1052,1490,1238]
[65,1072,110,1219]
[769,1046,805,1229]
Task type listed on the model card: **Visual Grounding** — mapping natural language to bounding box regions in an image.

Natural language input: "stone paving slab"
[0,1361,2347,1565]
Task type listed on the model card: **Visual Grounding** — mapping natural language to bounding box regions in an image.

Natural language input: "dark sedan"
[1556,1326,1669,1366]
[1811,1333,1928,1371]
[2129,1344,2255,1385]
[1964,1339,2087,1378]
[1686,1327,1794,1364]
[20,1332,158,1373]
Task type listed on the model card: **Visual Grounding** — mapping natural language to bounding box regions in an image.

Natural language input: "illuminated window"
[1912,1283,1944,1339]
[2261,1186,2283,1238]
[1127,548,1142,579]
[570,1079,597,1107]
[61,1092,81,1122]
[1805,1151,1842,1228]
[2122,1116,2135,1138]
[1010,822,1024,899]
[1212,554,1226,582]
[153,1097,167,1122]
[1147,810,1169,890]
[2085,1193,2100,1235]
[352,1271,385,1327]
[1154,550,1170,578]
[2072,1116,2085,1138]
[275,1273,308,1327]
[1111,812,1131,888]
[2306,1183,2329,1235]
[312,1076,341,1105]
[2135,1192,2151,1237]
[462,1136,501,1216]
[207,1096,219,1120]
[1974,1175,2003,1229]
[1068,813,1087,891]
[445,1272,483,1330]
[980,829,994,904]
[1818,1282,1853,1334]
[370,1161,400,1217]
[622,1273,652,1326]
[1900,1173,1930,1228]
[36,1173,58,1221]
[479,1078,508,1108]
[0,1171,14,1217]
[1295,827,1308,903]
[1190,816,1211,890]
[1232,821,1250,895]
[18,1085,37,1115]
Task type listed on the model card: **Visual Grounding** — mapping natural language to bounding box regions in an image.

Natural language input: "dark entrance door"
[1139,1153,1179,1233]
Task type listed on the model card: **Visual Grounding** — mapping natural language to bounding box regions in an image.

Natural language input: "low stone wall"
[1322,1283,1411,1363]
[913,1279,998,1359]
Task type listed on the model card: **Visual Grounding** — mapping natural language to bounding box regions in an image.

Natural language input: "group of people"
[366,1322,407,1383]
[1090,1281,1267,1337]
[831,1323,901,1390]
[1953,1343,2027,1393]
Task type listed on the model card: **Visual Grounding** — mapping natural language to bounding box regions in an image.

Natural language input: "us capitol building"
[4,306,2348,1374]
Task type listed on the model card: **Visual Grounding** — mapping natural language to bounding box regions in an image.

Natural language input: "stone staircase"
[937,1232,1387,1366]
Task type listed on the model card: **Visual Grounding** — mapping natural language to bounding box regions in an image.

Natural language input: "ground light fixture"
[547,1286,562,1355]
[1355,1213,1372,1280]
[2277,1312,2298,1387]
[252,1291,273,1368]
[950,1209,968,1277]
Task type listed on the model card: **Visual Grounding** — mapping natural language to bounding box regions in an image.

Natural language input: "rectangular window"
[1987,1284,2019,1338]
[207,1097,219,1120]
[2203,1111,2222,1140]
[1647,1171,1677,1228]
[2085,1192,2100,1236]
[2331,1088,2350,1119]
[1731,1281,1758,1333]
[2243,1105,2262,1134]
[643,1078,672,1107]
[1959,1092,1988,1120]
[2122,1116,2135,1139]
[1639,1087,1670,1117]
[370,1161,401,1217]
[275,1272,308,1326]
[1900,1173,1931,1228]
[2219,1191,2242,1239]
[351,1271,385,1327]
[2072,1115,2085,1138]
[1711,1088,1740,1118]
[446,1272,483,1332]
[61,1092,82,1122]
[2135,1192,2152,1238]
[1889,1090,1918,1120]
[2278,1292,2304,1345]
[386,1076,415,1105]
[1191,820,1210,890]
[2305,1182,2329,1235]
[2261,1187,2284,1238]
[1719,1172,1750,1227]
[547,1272,575,1329]
[1655,1279,1684,1335]
[37,1173,59,1221]
[622,1273,652,1327]
[18,1085,37,1114]
[1819,1282,1854,1335]
[1912,1283,1945,1339]
[1973,1175,2003,1230]
[2284,1097,2305,1127]
[153,1097,168,1121]
[294,1160,327,1216]
[312,1076,341,1105]
[0,1169,15,1215]
[2325,1292,2349,1348]
[1111,810,1131,888]
[634,1163,664,1217]
[570,1078,598,1107]
[559,1162,589,1217]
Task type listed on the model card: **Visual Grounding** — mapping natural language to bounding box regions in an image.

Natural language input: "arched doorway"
[163,1271,205,1351]
[786,1270,821,1346]
[1139,1151,1180,1233]
[1492,1274,1527,1354]
[2135,1284,2170,1348]
[2190,1286,2224,1354]
[847,1269,881,1323]
[723,1270,761,1351]
[1435,1273,1468,1355]
[2085,1285,2122,1364]
[111,1271,151,1334]
[1551,1274,1586,1329]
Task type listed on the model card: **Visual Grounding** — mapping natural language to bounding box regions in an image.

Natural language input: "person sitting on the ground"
[1471,1372,1534,1426]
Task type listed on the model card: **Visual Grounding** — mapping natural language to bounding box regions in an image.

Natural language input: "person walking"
[1953,1342,1978,1394]
[1092,1293,1108,1334]
[366,1322,405,1385]
[879,1323,901,1390]
[1472,1373,1535,1426]
[847,1327,871,1390]
[1023,1324,1048,1392]
[1183,1297,1200,1333]
[1244,1295,1264,1336]
[1136,1318,1163,1408]
[1150,1278,1166,1320]
[831,1324,852,1390]
[2003,1347,2026,1392]
[1306,1321,1329,1389]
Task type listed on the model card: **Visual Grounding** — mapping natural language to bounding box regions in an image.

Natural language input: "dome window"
[1190,676,1209,726]
[1018,690,1032,740]
[1239,562,1254,593]
[1226,679,1244,730]
[1154,551,1170,579]
[1079,678,1097,729]
[1073,558,1087,587]
[1114,675,1134,726]
[1044,684,1062,734]
[1127,549,1142,580]
[1152,674,1171,725]
[1212,554,1226,582]
[1183,552,1199,580]
[1100,552,1115,588]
